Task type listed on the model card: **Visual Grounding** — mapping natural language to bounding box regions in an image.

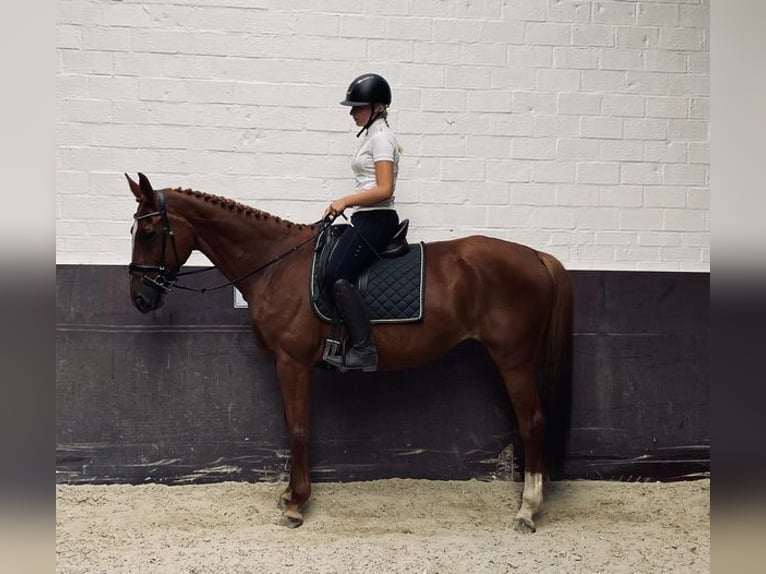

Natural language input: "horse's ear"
[125,173,141,201]
[136,172,156,206]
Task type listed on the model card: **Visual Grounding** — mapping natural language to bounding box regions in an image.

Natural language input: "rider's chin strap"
[356,110,388,138]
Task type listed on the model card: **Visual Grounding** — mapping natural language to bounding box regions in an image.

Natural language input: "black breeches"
[323,210,399,288]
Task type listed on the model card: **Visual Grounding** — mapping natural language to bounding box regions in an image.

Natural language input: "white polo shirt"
[350,117,400,213]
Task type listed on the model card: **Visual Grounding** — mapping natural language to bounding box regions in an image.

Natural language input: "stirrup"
[324,345,378,373]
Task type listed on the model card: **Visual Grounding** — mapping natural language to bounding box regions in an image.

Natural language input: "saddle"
[311,219,425,325]
[315,219,410,280]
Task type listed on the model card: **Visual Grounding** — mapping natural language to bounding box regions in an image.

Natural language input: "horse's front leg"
[275,357,312,527]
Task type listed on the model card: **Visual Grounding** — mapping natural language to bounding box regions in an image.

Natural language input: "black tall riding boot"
[324,279,379,372]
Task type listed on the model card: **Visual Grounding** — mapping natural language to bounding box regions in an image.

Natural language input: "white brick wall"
[56,0,709,270]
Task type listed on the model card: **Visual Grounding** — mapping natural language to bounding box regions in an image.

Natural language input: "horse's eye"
[138,229,157,241]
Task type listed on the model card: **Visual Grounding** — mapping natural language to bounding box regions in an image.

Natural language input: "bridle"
[129,190,181,295]
[129,189,335,300]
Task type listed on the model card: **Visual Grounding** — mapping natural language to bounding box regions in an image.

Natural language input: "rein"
[129,189,335,295]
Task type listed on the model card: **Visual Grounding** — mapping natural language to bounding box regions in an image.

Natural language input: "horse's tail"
[537,251,574,479]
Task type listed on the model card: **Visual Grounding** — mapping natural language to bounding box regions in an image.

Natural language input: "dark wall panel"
[56,266,709,484]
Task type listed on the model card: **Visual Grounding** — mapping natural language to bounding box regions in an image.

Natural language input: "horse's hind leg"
[489,353,545,533]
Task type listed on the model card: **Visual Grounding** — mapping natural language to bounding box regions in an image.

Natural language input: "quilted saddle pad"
[311,242,425,324]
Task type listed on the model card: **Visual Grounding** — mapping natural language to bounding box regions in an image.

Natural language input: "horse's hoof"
[281,508,304,528]
[513,516,536,534]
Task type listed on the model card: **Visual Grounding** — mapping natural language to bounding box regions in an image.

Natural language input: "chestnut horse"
[127,172,573,533]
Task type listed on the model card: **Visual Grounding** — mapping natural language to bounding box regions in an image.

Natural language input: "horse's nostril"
[135,295,151,313]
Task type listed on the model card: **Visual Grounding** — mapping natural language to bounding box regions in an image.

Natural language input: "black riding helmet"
[341,73,392,136]
[340,73,392,107]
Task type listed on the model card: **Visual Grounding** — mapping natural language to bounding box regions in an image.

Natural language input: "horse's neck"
[172,191,309,282]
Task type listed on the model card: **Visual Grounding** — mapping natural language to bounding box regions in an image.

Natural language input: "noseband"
[129,190,180,295]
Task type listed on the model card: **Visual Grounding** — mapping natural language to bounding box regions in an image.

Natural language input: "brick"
[553,47,598,69]
[418,182,467,204]
[490,114,535,137]
[680,232,711,248]
[624,118,668,140]
[455,0,503,19]
[421,89,466,112]
[556,184,601,206]
[529,206,577,229]
[433,19,482,43]
[509,46,553,69]
[511,183,557,206]
[558,93,602,115]
[468,90,512,113]
[602,94,644,117]
[621,162,662,185]
[688,52,710,74]
[687,142,709,164]
[643,186,687,208]
[659,28,703,51]
[503,0,546,21]
[102,2,153,27]
[663,209,707,231]
[486,205,534,228]
[525,22,572,46]
[537,69,581,91]
[599,139,644,161]
[593,2,637,25]
[512,137,556,160]
[638,232,682,247]
[575,207,621,230]
[387,16,433,41]
[581,117,623,139]
[88,76,139,100]
[664,164,707,185]
[600,185,644,207]
[572,24,614,47]
[615,245,662,263]
[532,161,576,183]
[548,0,591,23]
[626,71,671,95]
[680,4,710,29]
[57,25,81,49]
[620,208,664,231]
[460,43,506,66]
[466,182,511,205]
[600,49,644,71]
[616,26,659,49]
[61,49,113,75]
[595,231,637,246]
[58,98,112,123]
[441,158,485,181]
[576,162,620,184]
[646,96,688,119]
[668,74,709,96]
[645,141,687,163]
[482,21,525,44]
[689,97,709,120]
[534,115,579,137]
[490,69,537,90]
[637,3,679,27]
[512,92,557,115]
[582,70,627,92]
[340,14,387,39]
[668,119,709,141]
[644,50,687,73]
[558,138,602,160]
[466,136,512,159]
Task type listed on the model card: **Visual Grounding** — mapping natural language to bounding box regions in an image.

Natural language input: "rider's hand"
[323,199,347,219]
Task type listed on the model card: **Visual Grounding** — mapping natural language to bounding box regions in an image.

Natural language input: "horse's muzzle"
[133,278,166,313]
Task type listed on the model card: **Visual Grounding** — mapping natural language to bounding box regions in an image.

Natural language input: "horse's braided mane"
[171,187,313,231]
